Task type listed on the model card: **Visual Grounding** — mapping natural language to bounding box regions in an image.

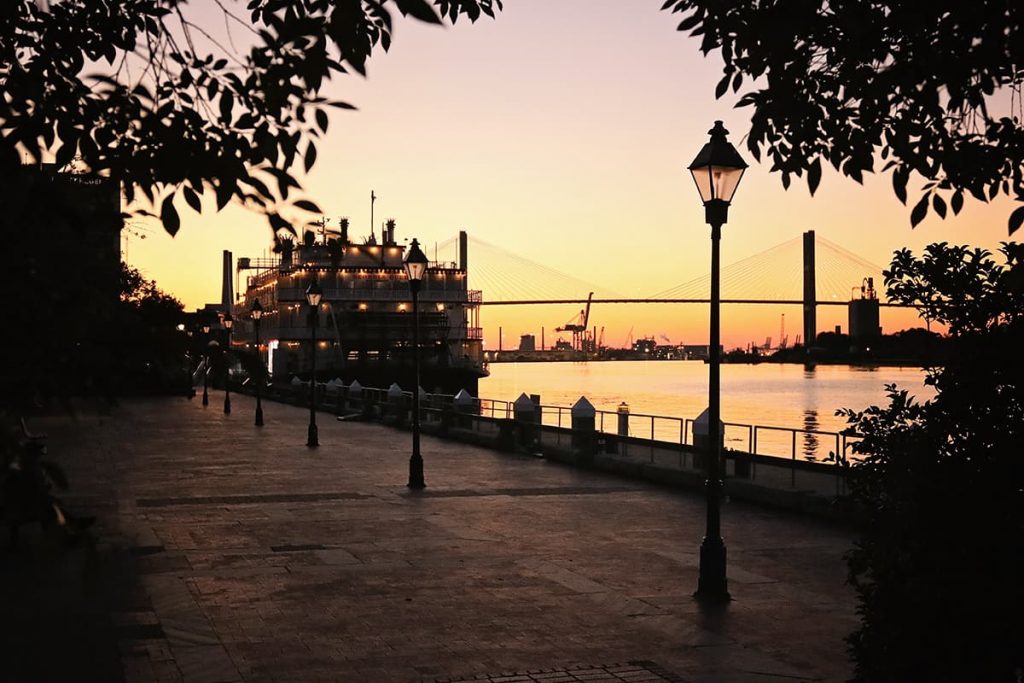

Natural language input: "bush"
[841,243,1024,681]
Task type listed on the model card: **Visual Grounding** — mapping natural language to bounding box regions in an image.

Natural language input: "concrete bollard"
[513,393,538,450]
[336,381,349,415]
[386,383,406,426]
[693,406,725,472]
[453,389,475,429]
[325,378,341,413]
[571,396,597,462]
[348,380,368,418]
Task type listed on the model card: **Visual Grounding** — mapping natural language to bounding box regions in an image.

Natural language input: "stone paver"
[9,395,857,682]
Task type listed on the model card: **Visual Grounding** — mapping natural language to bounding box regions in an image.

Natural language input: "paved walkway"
[3,394,857,682]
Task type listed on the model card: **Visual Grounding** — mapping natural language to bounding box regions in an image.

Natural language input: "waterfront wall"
[247,380,855,524]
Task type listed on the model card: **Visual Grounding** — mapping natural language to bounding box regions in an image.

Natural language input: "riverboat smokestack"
[459,230,468,272]
[221,250,233,310]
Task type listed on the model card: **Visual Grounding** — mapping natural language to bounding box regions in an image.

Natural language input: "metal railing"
[245,379,858,502]
[413,393,857,465]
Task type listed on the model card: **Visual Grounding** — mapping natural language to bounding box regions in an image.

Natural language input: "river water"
[479,361,934,460]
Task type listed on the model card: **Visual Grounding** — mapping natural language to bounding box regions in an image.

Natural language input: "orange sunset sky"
[123,0,1018,349]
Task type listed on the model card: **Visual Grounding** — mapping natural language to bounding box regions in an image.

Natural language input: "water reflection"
[802,409,820,460]
[482,360,932,445]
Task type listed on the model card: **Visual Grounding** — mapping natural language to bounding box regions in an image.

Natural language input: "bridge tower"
[803,231,816,348]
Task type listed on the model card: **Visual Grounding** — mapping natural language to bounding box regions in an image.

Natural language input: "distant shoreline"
[485,356,933,368]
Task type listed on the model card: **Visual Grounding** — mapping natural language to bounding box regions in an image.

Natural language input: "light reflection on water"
[480,360,934,460]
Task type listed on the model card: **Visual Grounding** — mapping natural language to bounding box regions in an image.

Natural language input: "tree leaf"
[1010,206,1024,235]
[219,91,234,123]
[910,193,929,228]
[294,199,321,213]
[892,168,908,204]
[951,190,964,215]
[807,158,822,196]
[183,186,202,213]
[932,194,947,219]
[161,195,181,236]
[394,0,442,24]
[304,141,317,172]
[714,73,730,99]
[315,108,329,133]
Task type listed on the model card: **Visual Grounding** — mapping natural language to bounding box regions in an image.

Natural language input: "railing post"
[791,430,797,488]
[617,402,630,458]
[650,416,655,463]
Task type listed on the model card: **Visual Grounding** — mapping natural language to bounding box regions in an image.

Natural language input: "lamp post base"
[307,423,318,448]
[695,535,730,602]
[224,396,231,415]
[202,389,208,406]
[255,405,264,427]
[407,454,425,490]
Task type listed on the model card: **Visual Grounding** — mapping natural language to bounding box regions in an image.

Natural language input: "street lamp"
[201,322,211,406]
[305,278,323,448]
[404,238,429,490]
[688,120,748,602]
[251,299,264,427]
[223,312,233,415]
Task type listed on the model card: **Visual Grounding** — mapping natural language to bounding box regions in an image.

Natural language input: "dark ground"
[1,394,857,682]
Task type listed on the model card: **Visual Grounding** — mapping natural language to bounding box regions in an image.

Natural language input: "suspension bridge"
[436,230,906,347]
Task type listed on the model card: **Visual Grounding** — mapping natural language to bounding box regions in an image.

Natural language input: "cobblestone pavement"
[8,395,857,682]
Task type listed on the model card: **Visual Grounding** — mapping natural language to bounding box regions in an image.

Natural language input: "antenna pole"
[370,190,376,240]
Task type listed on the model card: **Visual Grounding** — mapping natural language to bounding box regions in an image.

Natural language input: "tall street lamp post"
[201,322,211,406]
[306,278,323,448]
[251,300,264,427]
[404,238,429,490]
[223,313,233,415]
[688,120,748,602]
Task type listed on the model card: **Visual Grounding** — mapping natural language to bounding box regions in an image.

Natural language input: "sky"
[124,0,1018,349]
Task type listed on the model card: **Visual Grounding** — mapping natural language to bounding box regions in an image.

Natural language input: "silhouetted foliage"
[664,1,1024,234]
[117,264,191,395]
[1,0,501,236]
[0,417,93,547]
[0,176,188,409]
[839,242,1023,681]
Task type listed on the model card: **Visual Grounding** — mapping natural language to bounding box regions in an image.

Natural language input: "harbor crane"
[555,292,594,353]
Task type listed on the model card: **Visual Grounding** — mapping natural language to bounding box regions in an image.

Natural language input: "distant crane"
[779,313,788,349]
[555,292,594,353]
